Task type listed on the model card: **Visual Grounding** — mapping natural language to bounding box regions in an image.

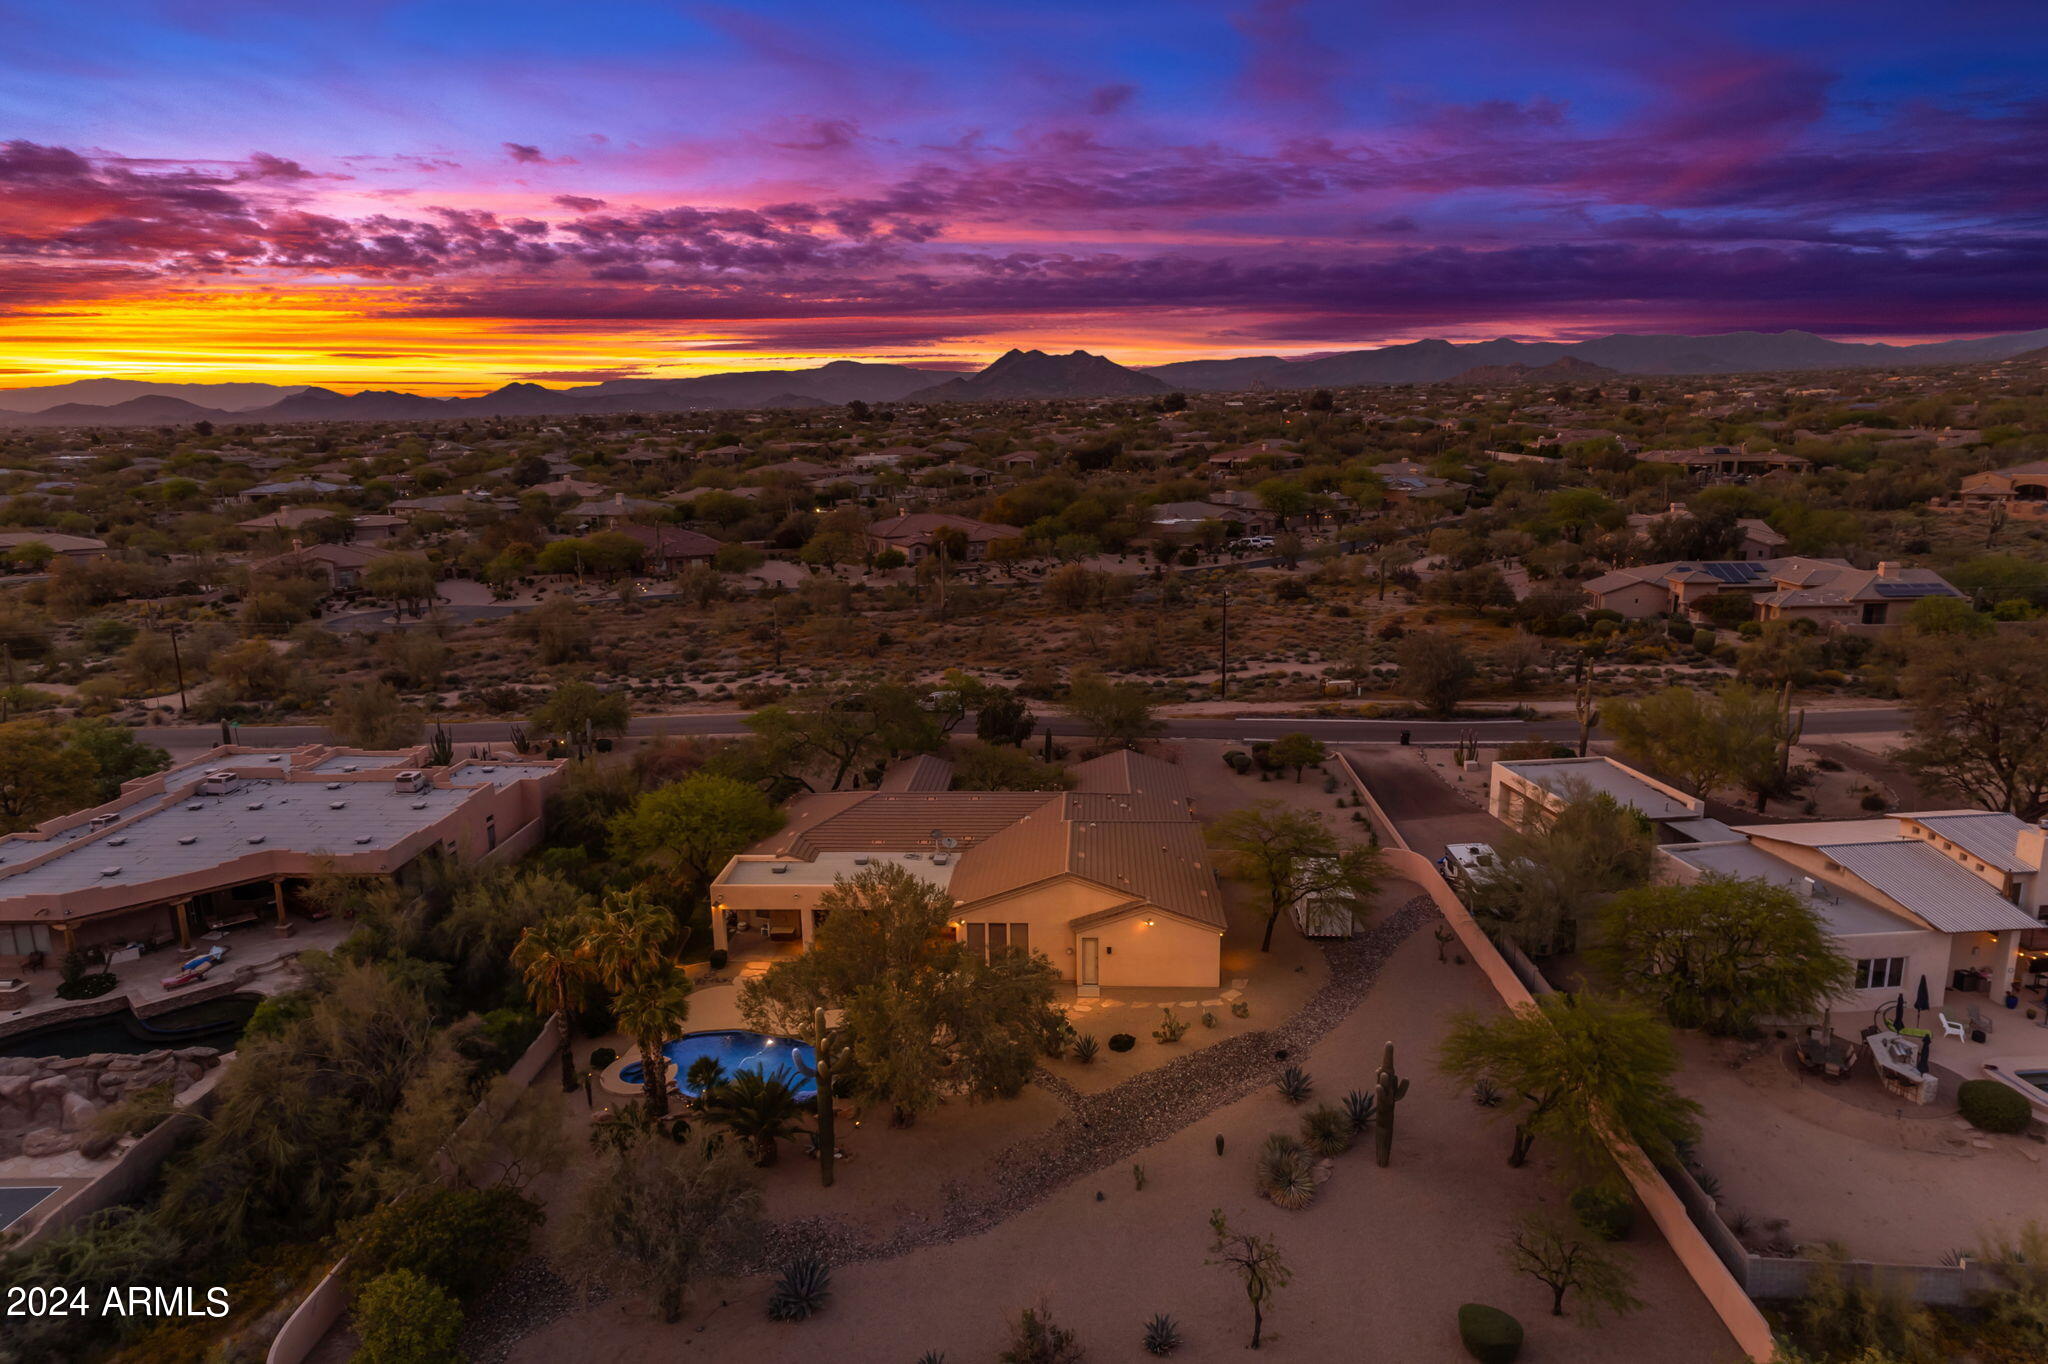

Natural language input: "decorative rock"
[21,1126,78,1157]
[59,1091,98,1131]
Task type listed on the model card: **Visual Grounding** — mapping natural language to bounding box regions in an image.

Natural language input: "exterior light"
[1142,917,1156,927]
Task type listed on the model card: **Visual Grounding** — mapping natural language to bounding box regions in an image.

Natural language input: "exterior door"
[1078,936,1099,994]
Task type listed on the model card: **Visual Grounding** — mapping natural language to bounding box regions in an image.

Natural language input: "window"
[0,924,51,956]
[485,814,497,851]
[1854,956,1905,990]
[963,922,1029,960]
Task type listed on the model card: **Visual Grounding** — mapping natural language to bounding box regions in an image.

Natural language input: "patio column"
[1990,930,2021,1002]
[798,906,817,949]
[272,878,293,936]
[174,900,192,951]
[711,903,729,954]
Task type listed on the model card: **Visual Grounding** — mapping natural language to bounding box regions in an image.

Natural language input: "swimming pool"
[615,1029,817,1100]
[1980,1057,2048,1120]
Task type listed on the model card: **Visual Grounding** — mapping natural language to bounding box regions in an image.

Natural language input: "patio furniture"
[1968,1005,1996,1038]
[1938,1012,1968,1041]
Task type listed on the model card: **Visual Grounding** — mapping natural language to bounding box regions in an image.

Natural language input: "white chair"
[1937,1012,1968,1042]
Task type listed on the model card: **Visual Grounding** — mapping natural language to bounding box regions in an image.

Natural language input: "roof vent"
[248,834,266,845]
[325,782,342,790]
[411,800,428,810]
[177,836,197,846]
[106,836,127,847]
[355,835,373,844]
[330,801,347,810]
[852,854,870,865]
[100,866,122,877]
[245,802,264,811]
[186,802,204,812]
[770,864,789,875]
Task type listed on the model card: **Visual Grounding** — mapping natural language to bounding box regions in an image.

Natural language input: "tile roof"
[1817,841,2041,932]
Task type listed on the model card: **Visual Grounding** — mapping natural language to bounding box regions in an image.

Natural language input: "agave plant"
[1255,1132,1319,1211]
[1072,1033,1100,1064]
[1300,1103,1353,1157]
[1142,1312,1183,1356]
[1274,1064,1313,1105]
[766,1253,832,1322]
[1471,1078,1503,1108]
[1341,1088,1377,1133]
[915,1353,945,1364]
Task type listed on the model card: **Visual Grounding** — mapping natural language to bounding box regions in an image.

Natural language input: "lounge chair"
[1968,1005,1995,1038]
[1938,1012,1968,1042]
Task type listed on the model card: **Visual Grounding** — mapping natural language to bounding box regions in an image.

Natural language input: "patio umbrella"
[1918,1032,1932,1075]
[1914,975,1930,1023]
[1891,993,1907,1032]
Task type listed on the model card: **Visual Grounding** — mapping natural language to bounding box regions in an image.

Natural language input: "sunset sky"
[3,0,2045,393]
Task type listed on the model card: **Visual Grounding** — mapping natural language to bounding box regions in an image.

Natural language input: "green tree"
[700,1070,807,1166]
[1266,732,1329,782]
[1895,629,2048,819]
[1602,684,1768,798]
[1208,801,1382,952]
[739,864,1063,1124]
[1439,993,1700,1170]
[62,719,169,802]
[1901,595,1991,637]
[351,1268,462,1364]
[1396,632,1476,718]
[1466,788,1655,956]
[513,912,594,1092]
[1503,1212,1641,1323]
[581,891,693,1117]
[363,554,438,616]
[329,680,425,750]
[1596,877,1852,1037]
[529,680,631,758]
[1062,668,1162,749]
[0,720,99,831]
[344,1186,541,1300]
[746,685,941,791]
[976,686,1037,747]
[569,1136,763,1324]
[608,774,784,909]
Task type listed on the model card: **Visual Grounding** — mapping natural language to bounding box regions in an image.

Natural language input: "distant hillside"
[909,349,1168,402]
[0,379,309,414]
[1450,356,1619,385]
[6,326,2048,426]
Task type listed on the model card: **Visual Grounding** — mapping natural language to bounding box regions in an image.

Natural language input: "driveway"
[1344,746,1516,861]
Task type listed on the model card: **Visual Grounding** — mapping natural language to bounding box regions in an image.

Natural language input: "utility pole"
[1218,583,1230,700]
[169,626,188,714]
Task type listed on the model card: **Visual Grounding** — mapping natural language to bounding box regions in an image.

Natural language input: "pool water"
[2016,1070,2048,1094]
[0,995,260,1059]
[617,1029,817,1099]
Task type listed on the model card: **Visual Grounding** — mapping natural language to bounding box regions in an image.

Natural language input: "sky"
[1,0,2046,394]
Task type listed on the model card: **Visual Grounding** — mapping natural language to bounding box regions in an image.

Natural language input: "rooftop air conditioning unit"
[770,864,789,875]
[394,770,429,794]
[198,770,238,796]
[1801,877,1819,897]
[931,853,951,866]
[89,813,118,829]
[853,854,871,865]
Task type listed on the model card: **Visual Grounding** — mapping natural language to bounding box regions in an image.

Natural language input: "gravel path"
[463,896,1430,1360]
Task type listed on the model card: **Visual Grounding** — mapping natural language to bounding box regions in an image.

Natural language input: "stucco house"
[1580,557,1962,625]
[864,512,1024,562]
[709,751,1224,990]
[1959,460,2048,515]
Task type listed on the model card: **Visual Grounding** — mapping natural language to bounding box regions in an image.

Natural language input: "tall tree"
[1465,788,1654,956]
[746,684,941,791]
[738,864,1063,1124]
[1594,877,1851,1037]
[1504,1212,1642,1323]
[1207,1209,1291,1350]
[1208,801,1382,951]
[608,774,784,909]
[513,911,594,1092]
[1601,684,1774,799]
[0,721,98,831]
[1396,632,1476,718]
[529,681,631,759]
[329,679,425,750]
[1266,732,1329,782]
[1439,993,1699,1170]
[569,1135,763,1324]
[1895,629,2048,819]
[581,891,693,1117]
[1061,668,1163,749]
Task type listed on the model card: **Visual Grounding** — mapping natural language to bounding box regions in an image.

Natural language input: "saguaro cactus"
[1374,1041,1410,1168]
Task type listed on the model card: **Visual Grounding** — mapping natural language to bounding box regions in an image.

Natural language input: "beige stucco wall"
[1086,913,1221,990]
[1590,580,1670,618]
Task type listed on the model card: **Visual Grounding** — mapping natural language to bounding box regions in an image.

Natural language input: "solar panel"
[1872,582,1953,599]
[1703,562,1763,584]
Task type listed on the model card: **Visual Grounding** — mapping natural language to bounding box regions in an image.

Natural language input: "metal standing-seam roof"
[1817,841,2041,932]
[1907,812,2037,873]
[945,793,1226,930]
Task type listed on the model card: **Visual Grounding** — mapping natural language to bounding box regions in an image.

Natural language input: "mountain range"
[3,327,2045,427]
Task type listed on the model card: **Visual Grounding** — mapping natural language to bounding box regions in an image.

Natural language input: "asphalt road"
[130,706,1909,759]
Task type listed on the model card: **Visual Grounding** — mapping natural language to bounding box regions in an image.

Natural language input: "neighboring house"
[1371,460,1470,505]
[1625,503,1787,561]
[1145,500,1273,539]
[865,512,1024,562]
[709,751,1224,989]
[1580,557,1962,625]
[1637,447,1811,481]
[1958,461,2048,514]
[1206,445,1304,471]
[612,522,720,573]
[252,542,396,592]
[386,493,508,522]
[1662,811,2047,1020]
[237,507,343,536]
[531,476,607,500]
[232,479,348,503]
[0,531,108,562]
[566,494,672,527]
[0,745,561,968]
[1489,756,1706,839]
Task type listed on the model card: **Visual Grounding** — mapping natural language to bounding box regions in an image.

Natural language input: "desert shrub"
[1300,1104,1353,1157]
[1152,1009,1189,1044]
[767,1253,831,1322]
[1456,1303,1523,1362]
[708,948,728,971]
[351,1269,462,1364]
[1275,1064,1313,1104]
[1254,1133,1318,1211]
[1072,1034,1099,1064]
[1142,1312,1182,1356]
[1959,1079,2032,1134]
[344,1187,541,1300]
[589,1047,618,1072]
[1107,1033,1137,1053]
[1570,1184,1636,1241]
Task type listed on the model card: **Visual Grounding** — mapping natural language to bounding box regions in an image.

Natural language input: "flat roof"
[1661,841,1914,936]
[722,851,956,890]
[1498,758,1699,821]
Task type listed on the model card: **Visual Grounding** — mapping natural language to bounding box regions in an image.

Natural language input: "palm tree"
[684,1056,727,1100]
[514,913,593,1092]
[581,889,676,989]
[612,968,695,1119]
[701,1070,807,1166]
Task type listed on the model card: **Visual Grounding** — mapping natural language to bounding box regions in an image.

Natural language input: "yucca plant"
[1255,1132,1318,1211]
[1472,1078,1503,1108]
[1300,1104,1353,1157]
[1341,1088,1377,1133]
[1142,1312,1183,1356]
[766,1253,831,1322]
[1274,1064,1313,1105]
[916,1353,946,1364]
[1072,1033,1099,1064]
